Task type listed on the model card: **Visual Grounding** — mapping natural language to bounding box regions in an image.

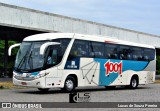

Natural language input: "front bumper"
[13,77,46,88]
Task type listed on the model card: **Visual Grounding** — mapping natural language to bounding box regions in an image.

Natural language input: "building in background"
[0,2,160,77]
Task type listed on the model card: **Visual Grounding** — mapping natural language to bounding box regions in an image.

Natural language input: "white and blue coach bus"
[9,33,156,92]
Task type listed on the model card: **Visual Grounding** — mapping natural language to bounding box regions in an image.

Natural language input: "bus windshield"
[14,39,71,72]
[14,41,46,72]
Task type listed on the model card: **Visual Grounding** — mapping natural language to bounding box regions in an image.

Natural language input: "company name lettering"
[104,60,122,75]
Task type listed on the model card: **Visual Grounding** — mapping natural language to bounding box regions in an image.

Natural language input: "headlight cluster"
[34,73,46,79]
[13,71,47,80]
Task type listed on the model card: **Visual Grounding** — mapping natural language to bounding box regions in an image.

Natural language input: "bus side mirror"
[40,42,60,55]
[8,43,21,56]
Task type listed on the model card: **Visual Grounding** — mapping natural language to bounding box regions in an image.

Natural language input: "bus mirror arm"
[40,42,60,55]
[8,43,21,56]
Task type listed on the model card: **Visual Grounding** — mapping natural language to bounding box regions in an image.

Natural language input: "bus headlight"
[34,73,46,79]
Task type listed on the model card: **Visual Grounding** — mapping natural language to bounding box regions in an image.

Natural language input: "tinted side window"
[45,45,60,68]
[52,38,71,56]
[105,44,119,59]
[89,42,104,58]
[69,40,88,59]
[47,48,58,65]
[131,47,143,61]
[143,48,155,61]
[45,38,71,68]
[119,45,132,60]
[59,39,71,56]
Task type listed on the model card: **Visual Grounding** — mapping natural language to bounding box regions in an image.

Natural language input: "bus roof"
[23,33,155,49]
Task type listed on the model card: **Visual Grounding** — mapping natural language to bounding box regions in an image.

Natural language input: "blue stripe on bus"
[94,58,149,86]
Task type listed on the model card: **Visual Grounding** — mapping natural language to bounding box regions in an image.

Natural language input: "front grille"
[15,76,35,81]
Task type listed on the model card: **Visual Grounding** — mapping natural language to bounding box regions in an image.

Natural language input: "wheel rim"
[132,79,137,88]
[65,79,73,90]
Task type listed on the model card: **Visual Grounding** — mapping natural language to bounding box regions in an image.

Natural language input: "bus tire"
[38,88,49,92]
[129,76,139,89]
[62,76,76,93]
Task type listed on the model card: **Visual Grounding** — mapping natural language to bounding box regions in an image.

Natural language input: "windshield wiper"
[28,50,33,69]
[16,50,29,70]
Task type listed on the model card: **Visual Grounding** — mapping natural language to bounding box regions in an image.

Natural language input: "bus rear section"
[63,38,156,90]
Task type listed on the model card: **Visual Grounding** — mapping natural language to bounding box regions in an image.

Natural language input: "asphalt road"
[1,83,160,102]
[0,84,160,111]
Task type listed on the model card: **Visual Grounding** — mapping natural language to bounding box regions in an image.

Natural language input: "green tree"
[0,40,19,77]
[0,40,5,68]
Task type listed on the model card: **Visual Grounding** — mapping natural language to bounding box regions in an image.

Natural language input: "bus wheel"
[38,88,49,92]
[129,77,138,89]
[62,76,76,92]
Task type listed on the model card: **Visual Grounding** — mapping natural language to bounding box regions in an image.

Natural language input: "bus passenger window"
[68,40,88,60]
[131,47,143,61]
[105,44,119,59]
[89,42,104,58]
[119,45,132,60]
[143,48,155,61]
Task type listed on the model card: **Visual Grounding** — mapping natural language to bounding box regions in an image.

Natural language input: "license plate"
[21,82,27,85]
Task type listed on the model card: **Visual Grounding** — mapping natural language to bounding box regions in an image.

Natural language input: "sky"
[0,0,159,35]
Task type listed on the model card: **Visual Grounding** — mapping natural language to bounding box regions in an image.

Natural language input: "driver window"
[47,49,58,65]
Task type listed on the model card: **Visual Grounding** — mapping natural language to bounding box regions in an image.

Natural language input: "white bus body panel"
[12,33,156,89]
